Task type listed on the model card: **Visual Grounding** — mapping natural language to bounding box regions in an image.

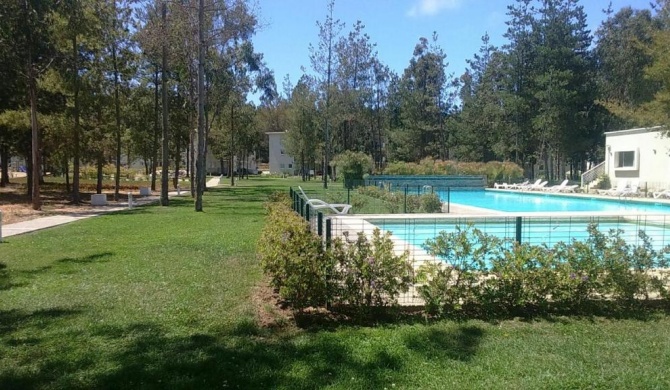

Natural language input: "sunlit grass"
[1,176,669,389]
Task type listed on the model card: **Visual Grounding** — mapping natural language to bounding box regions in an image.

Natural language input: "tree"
[310,0,343,188]
[389,34,450,162]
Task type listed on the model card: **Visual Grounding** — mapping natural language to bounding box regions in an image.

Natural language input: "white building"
[604,126,670,191]
[267,132,296,175]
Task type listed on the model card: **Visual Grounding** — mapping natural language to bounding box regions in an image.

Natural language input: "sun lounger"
[297,186,352,214]
[597,181,629,196]
[528,180,548,191]
[508,180,530,190]
[544,179,569,192]
[518,179,542,191]
[653,189,670,199]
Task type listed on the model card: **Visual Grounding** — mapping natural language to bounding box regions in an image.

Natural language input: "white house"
[267,132,296,175]
[604,126,670,191]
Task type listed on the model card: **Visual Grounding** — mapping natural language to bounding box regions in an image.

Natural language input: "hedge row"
[258,195,670,318]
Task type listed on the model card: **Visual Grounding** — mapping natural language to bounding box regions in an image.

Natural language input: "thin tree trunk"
[112,0,122,201]
[28,54,41,210]
[73,29,81,203]
[195,0,206,211]
[64,154,70,193]
[151,65,159,191]
[0,144,9,187]
[96,158,103,194]
[230,103,235,186]
[160,0,169,206]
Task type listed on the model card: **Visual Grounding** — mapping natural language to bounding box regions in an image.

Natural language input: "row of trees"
[2,0,670,207]
[274,0,670,186]
[0,0,273,210]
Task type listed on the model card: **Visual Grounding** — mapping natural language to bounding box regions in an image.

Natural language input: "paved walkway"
[1,177,223,240]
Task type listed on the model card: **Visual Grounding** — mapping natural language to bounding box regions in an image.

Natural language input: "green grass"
[2,176,670,389]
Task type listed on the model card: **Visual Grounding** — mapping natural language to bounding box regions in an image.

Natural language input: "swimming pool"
[374,215,670,251]
[439,190,670,213]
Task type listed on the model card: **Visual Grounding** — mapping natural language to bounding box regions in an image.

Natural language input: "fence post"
[325,218,332,249]
[300,197,305,217]
[515,216,522,244]
[289,187,293,199]
[305,203,310,222]
[447,187,451,213]
[347,187,350,204]
[404,185,408,213]
[318,212,324,236]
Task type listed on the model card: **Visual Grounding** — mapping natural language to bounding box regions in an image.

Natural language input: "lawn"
[1,176,669,389]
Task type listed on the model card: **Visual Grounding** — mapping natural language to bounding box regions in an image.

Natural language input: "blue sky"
[252,0,651,94]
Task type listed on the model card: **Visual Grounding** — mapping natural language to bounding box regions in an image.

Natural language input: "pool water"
[378,220,670,250]
[439,190,670,213]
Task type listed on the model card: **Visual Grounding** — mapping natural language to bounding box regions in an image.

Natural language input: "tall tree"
[310,0,343,188]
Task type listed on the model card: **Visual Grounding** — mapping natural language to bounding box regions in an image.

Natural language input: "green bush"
[355,186,443,214]
[417,223,670,317]
[334,229,413,308]
[383,159,524,183]
[419,193,443,213]
[331,151,373,189]
[257,199,336,310]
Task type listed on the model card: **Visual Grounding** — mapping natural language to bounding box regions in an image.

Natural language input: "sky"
[251,0,652,94]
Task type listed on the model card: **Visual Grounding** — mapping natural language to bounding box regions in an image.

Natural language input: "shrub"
[419,193,442,213]
[257,200,336,310]
[383,159,524,181]
[418,226,502,314]
[331,151,373,189]
[334,228,413,308]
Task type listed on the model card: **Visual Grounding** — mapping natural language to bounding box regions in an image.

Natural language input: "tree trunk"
[96,158,103,194]
[28,54,41,210]
[0,144,9,187]
[112,0,122,202]
[230,103,235,187]
[72,31,81,203]
[195,0,206,211]
[64,153,70,193]
[160,0,169,206]
[151,66,159,191]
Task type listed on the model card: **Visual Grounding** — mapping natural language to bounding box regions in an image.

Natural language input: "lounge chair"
[620,183,639,197]
[653,189,670,199]
[493,182,510,189]
[597,181,629,196]
[544,179,569,192]
[528,180,548,191]
[297,186,352,214]
[519,179,542,191]
[558,184,579,193]
[508,180,530,190]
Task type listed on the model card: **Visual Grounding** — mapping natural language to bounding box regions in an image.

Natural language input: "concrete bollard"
[128,192,133,209]
[177,185,181,195]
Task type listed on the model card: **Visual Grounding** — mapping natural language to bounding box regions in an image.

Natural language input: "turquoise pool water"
[438,190,670,213]
[377,219,670,250]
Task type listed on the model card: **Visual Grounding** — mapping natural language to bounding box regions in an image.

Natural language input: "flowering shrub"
[417,223,670,317]
[258,198,336,310]
[258,199,414,312]
[334,229,413,308]
[356,186,443,214]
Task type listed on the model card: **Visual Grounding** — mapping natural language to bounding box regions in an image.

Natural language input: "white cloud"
[407,0,462,17]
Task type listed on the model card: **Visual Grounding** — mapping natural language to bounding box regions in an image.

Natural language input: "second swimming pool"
[439,190,670,213]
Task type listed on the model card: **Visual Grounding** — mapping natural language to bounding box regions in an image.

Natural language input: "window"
[288,163,293,168]
[280,163,285,169]
[614,149,638,170]
[280,149,285,155]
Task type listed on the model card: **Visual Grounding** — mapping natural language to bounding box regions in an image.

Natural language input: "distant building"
[604,126,670,190]
[267,132,296,175]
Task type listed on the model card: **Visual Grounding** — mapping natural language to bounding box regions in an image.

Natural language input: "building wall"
[605,127,670,190]
[267,132,295,174]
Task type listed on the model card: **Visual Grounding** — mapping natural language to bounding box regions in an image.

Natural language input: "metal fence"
[290,186,670,305]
